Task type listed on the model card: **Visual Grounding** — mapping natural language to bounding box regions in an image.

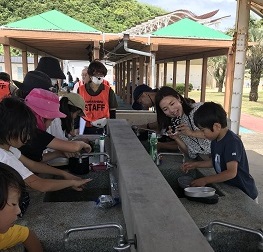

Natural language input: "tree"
[209,56,227,92]
[246,18,263,102]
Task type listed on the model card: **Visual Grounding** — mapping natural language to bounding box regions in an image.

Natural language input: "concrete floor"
[241,132,263,206]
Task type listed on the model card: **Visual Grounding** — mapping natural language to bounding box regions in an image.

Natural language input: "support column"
[115,63,120,95]
[3,45,12,77]
[163,62,167,86]
[126,60,131,104]
[224,47,235,117]
[22,50,28,78]
[122,61,126,100]
[119,63,123,99]
[93,41,100,60]
[34,54,39,69]
[138,56,144,85]
[200,57,208,102]
[172,61,177,89]
[230,0,250,134]
[156,64,160,88]
[149,44,158,88]
[184,60,190,98]
[132,58,137,100]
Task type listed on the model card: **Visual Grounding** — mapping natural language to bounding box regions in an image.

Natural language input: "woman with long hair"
[155,86,211,160]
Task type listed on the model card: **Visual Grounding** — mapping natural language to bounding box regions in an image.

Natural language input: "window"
[17,67,23,80]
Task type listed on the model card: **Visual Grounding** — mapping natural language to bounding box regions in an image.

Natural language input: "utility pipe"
[123,39,156,88]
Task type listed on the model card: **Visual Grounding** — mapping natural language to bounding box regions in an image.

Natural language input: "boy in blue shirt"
[182,102,258,201]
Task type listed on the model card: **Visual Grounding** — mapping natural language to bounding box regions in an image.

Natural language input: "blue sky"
[138,0,237,31]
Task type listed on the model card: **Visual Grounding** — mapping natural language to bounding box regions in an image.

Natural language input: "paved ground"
[240,113,263,206]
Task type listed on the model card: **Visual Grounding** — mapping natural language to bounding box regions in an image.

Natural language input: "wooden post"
[184,60,190,98]
[172,61,177,89]
[138,56,144,85]
[93,41,100,60]
[132,58,137,100]
[3,45,12,78]
[126,60,131,104]
[34,54,38,69]
[163,62,167,86]
[200,57,208,102]
[22,50,28,78]
[224,47,235,117]
[156,63,160,88]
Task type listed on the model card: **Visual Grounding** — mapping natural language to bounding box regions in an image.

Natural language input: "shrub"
[166,83,193,95]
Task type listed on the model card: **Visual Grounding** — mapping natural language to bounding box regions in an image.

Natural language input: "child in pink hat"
[20,88,92,163]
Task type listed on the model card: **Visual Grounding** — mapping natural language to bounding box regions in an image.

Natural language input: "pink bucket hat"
[25,88,66,119]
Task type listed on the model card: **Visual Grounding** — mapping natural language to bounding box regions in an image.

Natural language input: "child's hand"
[176,123,192,136]
[167,126,180,140]
[63,151,79,158]
[190,178,207,187]
[82,143,92,153]
[181,162,196,173]
[72,178,92,191]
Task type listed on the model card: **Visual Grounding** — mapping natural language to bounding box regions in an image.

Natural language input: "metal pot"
[68,155,90,175]
[184,187,215,198]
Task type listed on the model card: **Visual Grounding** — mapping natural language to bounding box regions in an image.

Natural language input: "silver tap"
[203,220,263,251]
[131,125,156,137]
[64,222,136,251]
[156,152,185,166]
[80,152,112,167]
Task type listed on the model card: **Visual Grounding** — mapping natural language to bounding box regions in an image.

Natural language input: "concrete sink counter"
[157,154,263,252]
[15,119,263,252]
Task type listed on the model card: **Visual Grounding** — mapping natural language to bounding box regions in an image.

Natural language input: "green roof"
[152,18,231,40]
[4,10,100,33]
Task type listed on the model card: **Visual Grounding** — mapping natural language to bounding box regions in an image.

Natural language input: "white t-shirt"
[0,147,33,180]
[46,118,67,141]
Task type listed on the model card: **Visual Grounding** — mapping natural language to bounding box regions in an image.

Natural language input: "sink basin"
[156,156,225,198]
[44,170,111,202]
[199,227,262,252]
[43,187,111,202]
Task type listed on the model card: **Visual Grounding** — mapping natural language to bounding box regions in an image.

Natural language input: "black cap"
[35,57,66,79]
[13,70,52,92]
[132,84,153,110]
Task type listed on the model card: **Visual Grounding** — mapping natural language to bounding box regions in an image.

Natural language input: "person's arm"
[47,138,92,153]
[42,150,64,162]
[181,159,213,173]
[19,153,82,181]
[136,121,159,131]
[23,230,43,252]
[25,173,91,192]
[190,161,238,187]
[109,88,118,119]
[176,124,206,139]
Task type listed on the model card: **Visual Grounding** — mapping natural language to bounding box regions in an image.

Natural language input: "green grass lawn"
[189,88,263,118]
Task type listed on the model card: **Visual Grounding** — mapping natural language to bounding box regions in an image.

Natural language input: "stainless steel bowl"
[184,187,216,198]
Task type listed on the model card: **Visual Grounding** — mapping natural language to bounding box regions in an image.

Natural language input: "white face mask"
[51,78,57,86]
[91,76,104,85]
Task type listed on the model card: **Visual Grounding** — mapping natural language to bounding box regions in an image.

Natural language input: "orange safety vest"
[0,80,11,101]
[79,84,110,127]
[103,79,110,87]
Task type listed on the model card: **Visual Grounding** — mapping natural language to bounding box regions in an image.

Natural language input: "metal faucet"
[203,220,263,251]
[64,222,136,251]
[131,125,156,137]
[80,152,113,168]
[156,152,185,166]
